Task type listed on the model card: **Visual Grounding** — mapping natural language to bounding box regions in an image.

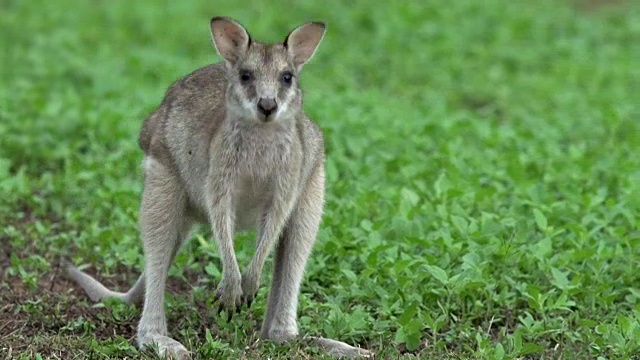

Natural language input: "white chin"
[257,113,278,123]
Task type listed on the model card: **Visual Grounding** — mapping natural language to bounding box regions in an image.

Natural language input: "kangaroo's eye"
[239,70,253,83]
[281,71,293,85]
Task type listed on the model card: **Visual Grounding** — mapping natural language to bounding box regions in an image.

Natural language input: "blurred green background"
[1,0,639,359]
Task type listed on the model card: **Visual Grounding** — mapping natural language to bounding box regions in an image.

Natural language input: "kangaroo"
[65,17,372,359]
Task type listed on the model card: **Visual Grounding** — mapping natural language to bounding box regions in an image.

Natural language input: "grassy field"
[1,0,639,359]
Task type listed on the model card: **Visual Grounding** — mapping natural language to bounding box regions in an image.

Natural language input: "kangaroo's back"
[139,63,227,170]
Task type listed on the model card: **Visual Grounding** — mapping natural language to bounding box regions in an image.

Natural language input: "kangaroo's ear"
[210,17,251,64]
[284,21,326,70]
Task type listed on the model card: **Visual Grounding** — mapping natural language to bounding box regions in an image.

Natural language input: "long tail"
[63,259,145,305]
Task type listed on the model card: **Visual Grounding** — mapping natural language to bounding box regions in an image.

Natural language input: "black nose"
[257,98,278,117]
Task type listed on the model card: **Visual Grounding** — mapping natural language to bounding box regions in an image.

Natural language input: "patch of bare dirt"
[0,259,216,338]
[0,204,230,358]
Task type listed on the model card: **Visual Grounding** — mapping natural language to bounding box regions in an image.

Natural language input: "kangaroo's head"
[210,17,325,124]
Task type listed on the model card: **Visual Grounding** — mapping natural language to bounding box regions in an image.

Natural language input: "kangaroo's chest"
[232,173,273,231]
[228,133,286,231]
[200,122,299,231]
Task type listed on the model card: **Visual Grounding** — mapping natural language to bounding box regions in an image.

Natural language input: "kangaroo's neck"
[217,116,300,175]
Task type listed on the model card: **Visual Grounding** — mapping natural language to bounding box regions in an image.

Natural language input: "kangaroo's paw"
[313,336,374,359]
[141,334,191,360]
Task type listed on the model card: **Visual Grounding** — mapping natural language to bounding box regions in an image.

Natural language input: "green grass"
[1,0,639,359]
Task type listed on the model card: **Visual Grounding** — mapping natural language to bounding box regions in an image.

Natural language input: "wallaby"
[65,17,372,359]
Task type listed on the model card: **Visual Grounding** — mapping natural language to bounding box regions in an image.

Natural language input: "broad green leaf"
[397,318,423,351]
[398,301,420,326]
[425,264,449,285]
[434,172,449,198]
[518,343,544,356]
[401,187,420,206]
[550,267,569,290]
[533,209,548,231]
[617,315,631,336]
[494,343,505,360]
[534,237,553,258]
[451,215,468,235]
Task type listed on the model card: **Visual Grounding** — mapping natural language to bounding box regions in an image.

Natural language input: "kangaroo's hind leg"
[260,162,324,341]
[260,163,372,358]
[136,156,193,360]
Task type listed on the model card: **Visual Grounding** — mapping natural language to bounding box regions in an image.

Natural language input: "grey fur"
[65,17,373,359]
